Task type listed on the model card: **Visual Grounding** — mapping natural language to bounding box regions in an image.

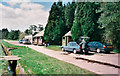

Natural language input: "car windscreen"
[88,42,102,46]
[70,43,78,46]
[25,39,29,41]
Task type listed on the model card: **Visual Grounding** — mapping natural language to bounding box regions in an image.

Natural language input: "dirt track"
[4,40,120,75]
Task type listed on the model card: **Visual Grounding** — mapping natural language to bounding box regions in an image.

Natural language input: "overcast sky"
[0,0,119,32]
[0,0,74,32]
[0,2,53,31]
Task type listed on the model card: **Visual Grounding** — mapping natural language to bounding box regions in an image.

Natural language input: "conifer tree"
[64,1,76,32]
[71,2,100,41]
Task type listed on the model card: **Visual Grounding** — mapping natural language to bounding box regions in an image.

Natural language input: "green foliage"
[44,2,66,45]
[24,25,43,35]
[44,1,76,45]
[24,29,31,35]
[0,41,9,74]
[98,2,120,50]
[71,2,101,42]
[2,28,9,39]
[1,28,21,40]
[38,24,43,31]
[8,30,20,40]
[0,30,2,39]
[64,1,76,32]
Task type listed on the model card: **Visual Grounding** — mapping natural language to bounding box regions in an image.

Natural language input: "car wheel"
[73,49,77,54]
[62,48,65,51]
[85,50,88,55]
[97,48,100,53]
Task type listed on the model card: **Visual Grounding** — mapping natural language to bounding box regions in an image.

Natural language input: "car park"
[19,40,23,44]
[87,41,113,53]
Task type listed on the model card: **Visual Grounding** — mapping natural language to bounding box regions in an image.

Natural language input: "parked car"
[87,41,113,53]
[61,42,80,54]
[19,40,23,44]
[23,39,31,44]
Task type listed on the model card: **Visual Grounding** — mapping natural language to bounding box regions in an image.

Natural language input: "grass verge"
[45,45,62,51]
[2,40,97,75]
[6,39,19,41]
[113,49,120,53]
[0,40,9,75]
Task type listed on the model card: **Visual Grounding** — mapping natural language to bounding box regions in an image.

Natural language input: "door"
[67,43,73,51]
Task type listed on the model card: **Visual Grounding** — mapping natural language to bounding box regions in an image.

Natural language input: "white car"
[23,39,31,44]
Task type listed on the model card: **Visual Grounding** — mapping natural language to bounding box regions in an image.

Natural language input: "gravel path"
[4,40,120,75]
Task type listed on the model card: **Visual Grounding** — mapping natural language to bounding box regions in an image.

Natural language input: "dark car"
[19,40,23,44]
[88,41,113,53]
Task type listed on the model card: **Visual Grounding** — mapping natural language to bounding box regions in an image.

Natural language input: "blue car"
[88,41,113,53]
[19,40,23,44]
[61,42,80,54]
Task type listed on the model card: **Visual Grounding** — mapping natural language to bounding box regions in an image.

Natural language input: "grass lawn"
[45,45,62,51]
[0,42,2,75]
[0,40,9,75]
[2,40,97,75]
[113,49,120,53]
[6,39,18,41]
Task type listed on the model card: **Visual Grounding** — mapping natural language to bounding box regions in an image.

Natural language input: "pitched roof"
[64,31,72,36]
[24,35,32,38]
[34,30,44,37]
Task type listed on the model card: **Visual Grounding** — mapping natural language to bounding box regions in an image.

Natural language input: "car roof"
[69,42,77,43]
[89,41,100,43]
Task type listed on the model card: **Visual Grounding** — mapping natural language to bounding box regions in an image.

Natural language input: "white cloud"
[0,2,49,31]
[8,0,30,2]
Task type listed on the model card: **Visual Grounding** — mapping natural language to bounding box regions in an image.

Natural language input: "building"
[62,31,73,46]
[33,30,44,45]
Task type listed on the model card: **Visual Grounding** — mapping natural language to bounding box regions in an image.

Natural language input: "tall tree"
[71,2,100,42]
[38,24,43,31]
[24,24,42,35]
[24,29,31,35]
[44,2,58,44]
[0,30,2,39]
[98,2,120,50]
[44,1,66,44]
[52,1,66,44]
[2,28,9,39]
[8,30,20,40]
[64,1,76,32]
